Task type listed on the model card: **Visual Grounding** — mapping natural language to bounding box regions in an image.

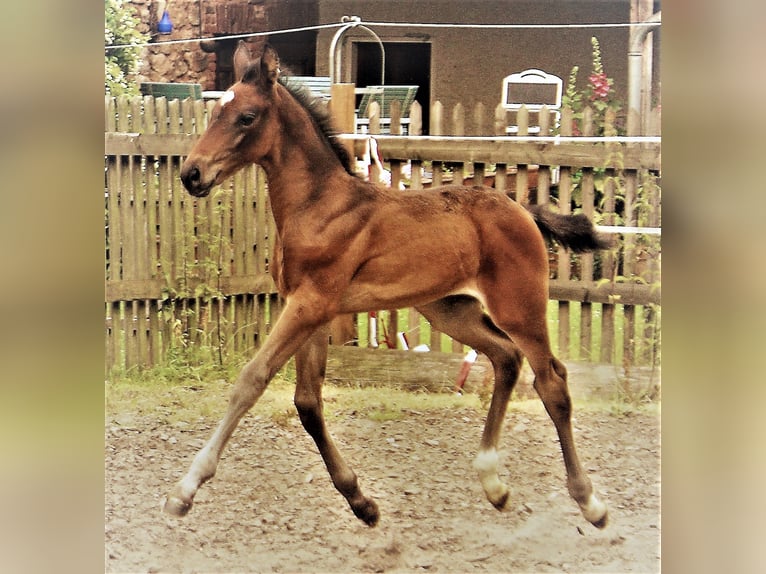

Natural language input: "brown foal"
[164,42,610,529]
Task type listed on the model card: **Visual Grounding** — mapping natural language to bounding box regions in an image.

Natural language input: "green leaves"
[104,0,149,96]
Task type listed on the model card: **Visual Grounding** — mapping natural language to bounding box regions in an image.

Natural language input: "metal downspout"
[627,11,661,135]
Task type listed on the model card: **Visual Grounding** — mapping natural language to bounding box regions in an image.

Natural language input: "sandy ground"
[105,396,660,573]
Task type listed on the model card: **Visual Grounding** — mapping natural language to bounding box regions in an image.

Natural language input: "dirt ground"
[105,393,660,573]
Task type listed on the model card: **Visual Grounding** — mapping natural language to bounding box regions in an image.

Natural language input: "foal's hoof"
[163,495,193,517]
[580,495,608,529]
[489,488,511,511]
[591,509,609,529]
[352,498,380,527]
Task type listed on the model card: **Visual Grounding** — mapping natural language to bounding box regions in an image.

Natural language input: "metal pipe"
[328,16,385,85]
[329,17,358,84]
[627,11,661,134]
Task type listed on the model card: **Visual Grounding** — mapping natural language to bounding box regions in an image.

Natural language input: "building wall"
[124,1,659,132]
[316,0,659,132]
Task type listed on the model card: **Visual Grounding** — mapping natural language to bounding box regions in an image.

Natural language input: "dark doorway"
[211,38,238,91]
[209,32,317,91]
[269,30,318,76]
[356,42,431,134]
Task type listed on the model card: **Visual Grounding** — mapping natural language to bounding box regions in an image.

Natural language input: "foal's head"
[181,42,285,197]
[182,42,354,197]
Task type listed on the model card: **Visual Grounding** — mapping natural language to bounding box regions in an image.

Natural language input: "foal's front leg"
[163,297,324,517]
[294,324,380,526]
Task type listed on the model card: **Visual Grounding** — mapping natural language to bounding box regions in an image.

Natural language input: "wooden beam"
[324,346,492,393]
[106,132,661,172]
[105,132,198,156]
[353,137,661,171]
[549,279,660,306]
[105,273,277,302]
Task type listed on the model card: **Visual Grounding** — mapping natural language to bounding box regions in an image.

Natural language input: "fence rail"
[105,94,661,372]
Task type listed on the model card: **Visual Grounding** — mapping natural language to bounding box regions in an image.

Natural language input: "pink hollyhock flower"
[588,72,611,100]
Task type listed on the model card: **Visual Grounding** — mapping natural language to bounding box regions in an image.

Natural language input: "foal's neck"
[261,89,355,227]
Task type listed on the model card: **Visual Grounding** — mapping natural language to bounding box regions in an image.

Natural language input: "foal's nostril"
[181,165,202,191]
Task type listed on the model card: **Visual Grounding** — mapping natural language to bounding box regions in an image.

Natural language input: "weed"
[366,406,404,422]
[270,406,298,427]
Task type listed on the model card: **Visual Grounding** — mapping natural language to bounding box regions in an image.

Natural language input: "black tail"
[527,204,613,253]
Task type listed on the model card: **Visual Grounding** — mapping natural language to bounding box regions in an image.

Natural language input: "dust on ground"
[106,397,660,573]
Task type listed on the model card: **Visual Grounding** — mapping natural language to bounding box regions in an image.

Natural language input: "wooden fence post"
[430,101,443,136]
[641,105,662,364]
[579,106,595,360]
[557,106,574,359]
[327,83,359,346]
[515,105,529,205]
[473,102,486,136]
[390,100,402,135]
[409,101,422,136]
[494,103,508,194]
[536,106,552,204]
[451,102,465,136]
[600,107,618,363]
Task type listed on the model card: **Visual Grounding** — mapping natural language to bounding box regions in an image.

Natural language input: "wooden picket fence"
[104,93,661,373]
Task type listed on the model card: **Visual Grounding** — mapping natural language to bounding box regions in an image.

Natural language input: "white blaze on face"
[220,89,235,108]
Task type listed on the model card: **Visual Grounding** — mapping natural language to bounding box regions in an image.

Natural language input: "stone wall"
[129,0,269,90]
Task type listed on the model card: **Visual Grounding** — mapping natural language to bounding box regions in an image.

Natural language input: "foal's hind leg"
[528,350,608,527]
[417,296,524,511]
[293,325,379,526]
[486,290,609,528]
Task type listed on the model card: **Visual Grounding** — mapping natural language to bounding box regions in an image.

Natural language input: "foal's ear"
[259,44,280,85]
[233,40,252,82]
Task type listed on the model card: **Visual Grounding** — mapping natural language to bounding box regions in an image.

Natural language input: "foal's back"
[362,182,546,263]
[330,180,548,313]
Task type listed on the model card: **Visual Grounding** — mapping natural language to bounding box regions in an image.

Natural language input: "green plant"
[105,0,149,96]
[156,188,235,368]
[562,37,623,136]
[563,66,583,126]
[615,340,661,408]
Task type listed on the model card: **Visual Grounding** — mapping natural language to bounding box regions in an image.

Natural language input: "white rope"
[105,22,344,51]
[596,226,661,236]
[363,21,661,30]
[339,134,661,144]
[105,17,660,52]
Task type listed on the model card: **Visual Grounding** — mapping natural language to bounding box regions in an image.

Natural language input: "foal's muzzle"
[180,163,213,197]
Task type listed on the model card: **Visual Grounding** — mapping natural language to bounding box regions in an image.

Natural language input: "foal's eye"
[238,113,257,127]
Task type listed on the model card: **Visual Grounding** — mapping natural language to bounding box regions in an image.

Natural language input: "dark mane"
[279,75,357,177]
